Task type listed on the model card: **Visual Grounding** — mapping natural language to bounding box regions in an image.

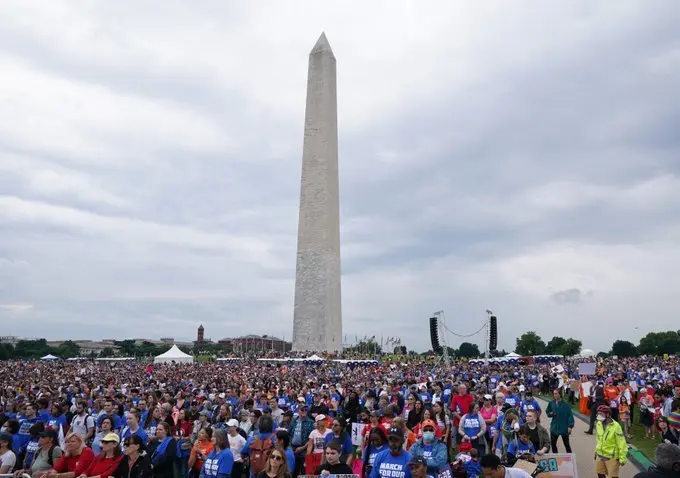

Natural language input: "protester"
[545,389,574,453]
[594,405,628,478]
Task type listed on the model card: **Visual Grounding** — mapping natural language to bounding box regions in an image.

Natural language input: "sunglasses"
[101,440,117,444]
[270,455,283,461]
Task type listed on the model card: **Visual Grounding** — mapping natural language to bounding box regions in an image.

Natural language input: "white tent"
[154,345,193,364]
[304,354,325,362]
[41,354,59,361]
[505,352,521,358]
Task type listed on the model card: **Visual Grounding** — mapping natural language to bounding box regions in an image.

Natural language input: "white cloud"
[0,303,34,313]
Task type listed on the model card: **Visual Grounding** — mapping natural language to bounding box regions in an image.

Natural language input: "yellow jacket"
[595,420,627,464]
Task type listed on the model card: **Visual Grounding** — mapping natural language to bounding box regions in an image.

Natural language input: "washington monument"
[292,33,342,352]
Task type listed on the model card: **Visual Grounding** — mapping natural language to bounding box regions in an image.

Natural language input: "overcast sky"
[1,1,679,353]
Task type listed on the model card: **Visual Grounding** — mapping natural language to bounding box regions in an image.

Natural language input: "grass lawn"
[539,395,657,463]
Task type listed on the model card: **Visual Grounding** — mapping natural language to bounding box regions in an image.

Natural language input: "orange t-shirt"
[190,440,214,470]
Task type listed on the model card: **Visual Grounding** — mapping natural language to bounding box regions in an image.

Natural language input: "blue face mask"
[422,431,435,443]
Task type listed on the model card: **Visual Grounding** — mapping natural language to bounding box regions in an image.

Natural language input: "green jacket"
[546,400,575,436]
[595,420,627,464]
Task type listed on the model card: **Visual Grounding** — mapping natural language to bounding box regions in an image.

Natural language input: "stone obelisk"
[292,33,342,353]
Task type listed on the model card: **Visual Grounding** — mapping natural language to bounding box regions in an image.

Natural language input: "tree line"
[0,338,233,360]
[608,331,680,357]
[514,332,583,356]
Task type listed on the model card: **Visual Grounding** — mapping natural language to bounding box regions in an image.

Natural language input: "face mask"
[513,422,520,432]
[423,431,435,443]
[596,415,605,421]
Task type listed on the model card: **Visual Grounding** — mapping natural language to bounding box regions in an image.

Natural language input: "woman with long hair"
[201,429,234,478]
[122,434,152,478]
[431,402,451,452]
[78,433,125,478]
[406,400,424,430]
[188,427,213,478]
[656,416,679,445]
[361,428,387,478]
[256,447,289,478]
[150,422,176,478]
[143,408,161,441]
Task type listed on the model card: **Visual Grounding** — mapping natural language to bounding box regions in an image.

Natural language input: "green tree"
[456,342,481,358]
[13,339,54,359]
[546,337,567,354]
[611,340,637,357]
[114,340,138,356]
[559,338,582,357]
[56,340,81,358]
[490,349,508,357]
[515,332,546,356]
[100,347,115,358]
[638,331,680,355]
[344,338,382,355]
[0,343,14,360]
[136,341,160,357]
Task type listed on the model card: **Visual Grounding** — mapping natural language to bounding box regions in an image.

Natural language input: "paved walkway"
[537,398,638,478]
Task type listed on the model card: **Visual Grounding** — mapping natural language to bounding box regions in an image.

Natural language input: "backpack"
[47,444,57,467]
[249,434,274,474]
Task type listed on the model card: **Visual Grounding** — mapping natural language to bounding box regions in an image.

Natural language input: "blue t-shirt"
[202,448,234,478]
[97,413,122,432]
[120,426,149,452]
[370,449,412,478]
[507,439,535,456]
[17,417,40,452]
[364,444,387,467]
[504,395,520,408]
[461,414,483,438]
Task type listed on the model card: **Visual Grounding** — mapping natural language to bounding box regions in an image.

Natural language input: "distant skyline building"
[196,324,205,343]
[292,33,342,353]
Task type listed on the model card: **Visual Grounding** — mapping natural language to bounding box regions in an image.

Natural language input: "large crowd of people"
[0,354,678,478]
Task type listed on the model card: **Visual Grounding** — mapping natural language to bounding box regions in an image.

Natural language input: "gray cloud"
[550,289,584,305]
[1,1,679,352]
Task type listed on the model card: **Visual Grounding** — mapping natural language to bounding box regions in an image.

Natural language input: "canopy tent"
[505,352,521,358]
[153,345,193,364]
[303,354,325,363]
[41,354,59,361]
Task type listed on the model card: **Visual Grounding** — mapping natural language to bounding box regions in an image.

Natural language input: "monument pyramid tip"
[311,32,334,55]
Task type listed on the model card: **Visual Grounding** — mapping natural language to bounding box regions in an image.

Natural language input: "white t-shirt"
[228,433,246,462]
[0,449,17,472]
[308,429,332,454]
[71,413,95,437]
[505,466,533,478]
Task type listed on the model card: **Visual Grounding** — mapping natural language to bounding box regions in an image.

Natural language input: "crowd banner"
[351,422,366,446]
[577,362,596,376]
[534,453,579,478]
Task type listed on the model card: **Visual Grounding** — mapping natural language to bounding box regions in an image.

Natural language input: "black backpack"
[47,444,57,466]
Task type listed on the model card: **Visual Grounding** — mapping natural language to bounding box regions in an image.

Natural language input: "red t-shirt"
[54,447,96,476]
[450,394,475,426]
[83,453,124,478]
